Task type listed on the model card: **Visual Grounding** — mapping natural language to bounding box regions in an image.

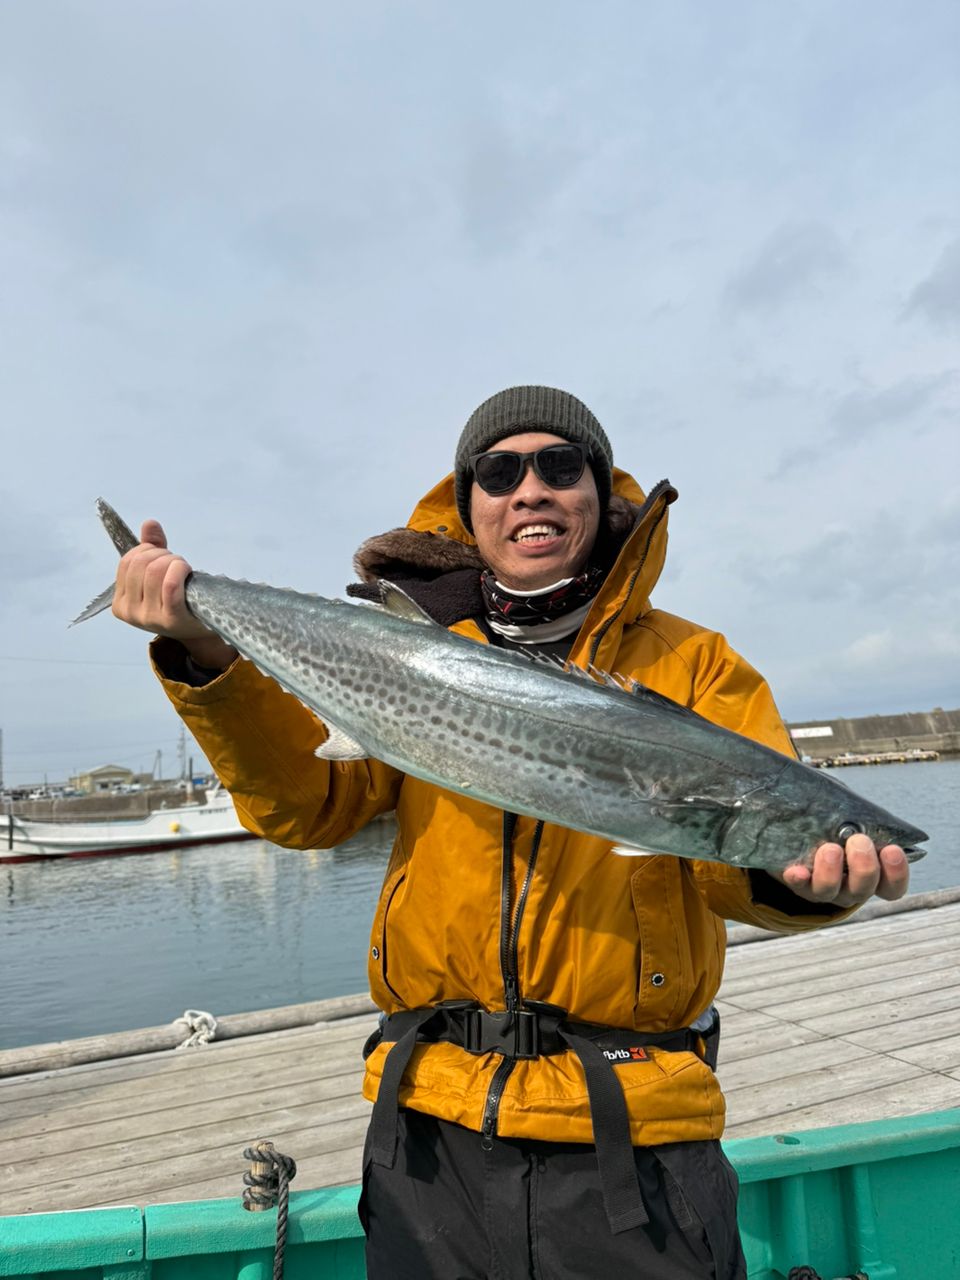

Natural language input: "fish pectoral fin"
[315,725,368,761]
[378,581,437,625]
[649,796,741,846]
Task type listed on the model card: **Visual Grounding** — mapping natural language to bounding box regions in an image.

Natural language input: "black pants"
[359,1109,746,1280]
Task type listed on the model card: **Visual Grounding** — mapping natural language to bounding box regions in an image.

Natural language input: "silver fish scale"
[178,572,928,871]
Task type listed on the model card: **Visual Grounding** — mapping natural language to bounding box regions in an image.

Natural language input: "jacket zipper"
[380,873,406,1002]
[588,483,672,668]
[480,492,670,1148]
[481,812,545,1148]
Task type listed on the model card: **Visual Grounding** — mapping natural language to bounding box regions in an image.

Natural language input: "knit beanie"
[454,386,614,533]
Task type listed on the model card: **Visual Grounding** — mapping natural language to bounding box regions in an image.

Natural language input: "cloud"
[773,623,960,721]
[766,370,955,476]
[831,371,955,443]
[733,495,960,619]
[0,496,71,592]
[767,444,822,479]
[725,222,848,310]
[454,114,584,256]
[903,238,960,329]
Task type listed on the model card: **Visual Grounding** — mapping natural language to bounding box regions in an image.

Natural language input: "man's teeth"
[513,525,562,542]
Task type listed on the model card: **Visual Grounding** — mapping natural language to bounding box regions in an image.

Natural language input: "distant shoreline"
[788,706,959,763]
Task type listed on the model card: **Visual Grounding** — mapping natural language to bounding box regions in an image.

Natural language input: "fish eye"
[836,821,865,843]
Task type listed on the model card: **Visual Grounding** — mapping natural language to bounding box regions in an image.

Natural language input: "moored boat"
[0,787,254,862]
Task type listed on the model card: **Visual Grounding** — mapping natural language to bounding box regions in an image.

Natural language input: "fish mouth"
[901,844,928,862]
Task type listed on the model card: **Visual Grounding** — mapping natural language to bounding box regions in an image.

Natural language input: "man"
[113,386,908,1279]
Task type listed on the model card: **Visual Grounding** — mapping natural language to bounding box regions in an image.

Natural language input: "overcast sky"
[1,1,958,787]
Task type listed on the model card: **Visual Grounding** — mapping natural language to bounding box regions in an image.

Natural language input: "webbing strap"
[559,1027,649,1232]
[366,1004,719,1233]
[368,1010,437,1167]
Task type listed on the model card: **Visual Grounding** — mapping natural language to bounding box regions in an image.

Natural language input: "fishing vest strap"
[364,1001,720,1235]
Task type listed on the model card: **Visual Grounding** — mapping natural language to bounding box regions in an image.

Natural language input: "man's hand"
[773,833,910,909]
[113,520,238,671]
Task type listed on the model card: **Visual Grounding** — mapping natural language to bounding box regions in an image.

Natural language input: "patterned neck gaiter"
[480,566,605,643]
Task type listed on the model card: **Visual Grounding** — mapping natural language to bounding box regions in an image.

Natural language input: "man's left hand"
[774,833,910,908]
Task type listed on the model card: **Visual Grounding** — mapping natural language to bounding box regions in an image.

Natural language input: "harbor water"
[1,761,957,1051]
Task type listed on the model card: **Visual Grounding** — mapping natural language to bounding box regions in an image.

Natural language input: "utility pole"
[0,727,4,795]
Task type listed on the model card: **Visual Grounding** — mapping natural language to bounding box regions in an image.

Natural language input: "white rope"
[175,1008,218,1049]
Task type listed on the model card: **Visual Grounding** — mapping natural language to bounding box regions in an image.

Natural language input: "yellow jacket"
[154,468,837,1146]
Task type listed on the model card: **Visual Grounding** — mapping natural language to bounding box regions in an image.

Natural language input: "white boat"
[0,787,254,862]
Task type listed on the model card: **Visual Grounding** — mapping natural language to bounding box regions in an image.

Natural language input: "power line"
[0,655,144,668]
[3,737,184,758]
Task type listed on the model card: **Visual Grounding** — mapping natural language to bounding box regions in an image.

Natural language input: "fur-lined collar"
[344,493,653,628]
[351,492,642,586]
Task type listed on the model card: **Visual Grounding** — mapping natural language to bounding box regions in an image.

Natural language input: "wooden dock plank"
[2,1114,373,1214]
[785,983,960,1037]
[834,1007,960,1052]
[720,941,960,1006]
[723,1072,960,1139]
[3,900,960,1216]
[888,1033,960,1072]
[0,1068,367,1161]
[0,1016,379,1106]
[2,1090,372,1182]
[0,1041,366,1129]
[716,1037,868,1092]
[721,1054,929,1127]
[739,969,960,1024]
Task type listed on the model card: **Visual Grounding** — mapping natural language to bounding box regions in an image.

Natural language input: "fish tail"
[69,498,138,626]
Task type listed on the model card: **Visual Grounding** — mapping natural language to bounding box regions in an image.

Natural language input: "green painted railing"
[2,1109,959,1279]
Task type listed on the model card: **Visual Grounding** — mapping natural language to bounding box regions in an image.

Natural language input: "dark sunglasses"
[470,442,590,496]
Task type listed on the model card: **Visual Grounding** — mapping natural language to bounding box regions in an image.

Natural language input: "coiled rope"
[242,1141,298,1280]
[174,1008,217,1048]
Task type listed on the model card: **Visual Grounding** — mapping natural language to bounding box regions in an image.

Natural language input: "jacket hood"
[349,467,678,638]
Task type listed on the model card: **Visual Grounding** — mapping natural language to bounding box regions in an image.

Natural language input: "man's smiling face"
[469,431,601,591]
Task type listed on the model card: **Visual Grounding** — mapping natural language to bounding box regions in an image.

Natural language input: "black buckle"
[461,1008,541,1059]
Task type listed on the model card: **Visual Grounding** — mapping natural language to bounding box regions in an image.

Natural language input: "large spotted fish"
[75,499,929,871]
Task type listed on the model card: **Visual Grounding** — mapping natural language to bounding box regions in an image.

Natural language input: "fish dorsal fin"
[506,652,603,682]
[504,654,643,695]
[508,649,565,670]
[379,581,437,626]
[585,663,641,693]
[95,498,139,555]
[624,680,700,719]
[585,664,708,721]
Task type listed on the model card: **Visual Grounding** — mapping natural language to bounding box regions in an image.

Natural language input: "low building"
[70,764,136,794]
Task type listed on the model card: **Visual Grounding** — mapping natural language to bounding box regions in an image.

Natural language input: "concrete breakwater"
[4,787,205,822]
[788,706,960,762]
